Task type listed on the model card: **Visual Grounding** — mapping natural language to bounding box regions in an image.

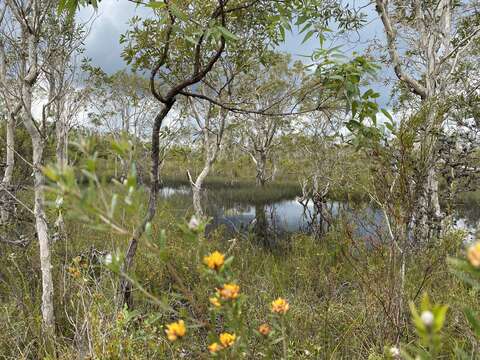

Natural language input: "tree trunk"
[428,167,441,218]
[54,112,68,237]
[1,113,16,224]
[117,100,175,308]
[21,29,56,334]
[55,113,68,171]
[255,152,267,187]
[192,158,214,218]
[32,135,55,336]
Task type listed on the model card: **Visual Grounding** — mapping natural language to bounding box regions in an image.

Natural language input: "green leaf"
[217,26,239,41]
[169,3,189,22]
[108,193,118,218]
[433,305,448,332]
[381,108,393,122]
[302,30,316,44]
[464,307,480,337]
[147,1,166,9]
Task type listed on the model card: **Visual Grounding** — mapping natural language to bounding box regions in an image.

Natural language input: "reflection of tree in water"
[298,198,333,239]
[254,203,288,250]
[203,189,252,217]
[254,203,269,247]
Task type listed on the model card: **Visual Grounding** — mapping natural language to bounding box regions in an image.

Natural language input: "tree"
[84,67,161,179]
[187,97,227,218]
[4,0,58,338]
[375,0,480,241]
[0,3,22,225]
[234,54,306,187]
[117,0,282,307]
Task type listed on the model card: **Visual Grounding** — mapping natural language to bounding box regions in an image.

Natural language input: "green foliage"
[401,294,449,359]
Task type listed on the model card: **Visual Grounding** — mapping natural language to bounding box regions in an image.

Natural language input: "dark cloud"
[77,0,391,106]
[77,1,149,73]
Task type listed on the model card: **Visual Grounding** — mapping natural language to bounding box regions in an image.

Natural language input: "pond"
[159,185,480,244]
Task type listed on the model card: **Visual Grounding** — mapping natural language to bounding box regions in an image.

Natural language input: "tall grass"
[0,199,475,358]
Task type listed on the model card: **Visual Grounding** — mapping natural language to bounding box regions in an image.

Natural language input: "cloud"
[76,0,392,106]
[77,1,150,73]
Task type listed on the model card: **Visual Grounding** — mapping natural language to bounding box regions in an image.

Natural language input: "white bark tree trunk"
[23,95,56,336]
[56,112,68,171]
[255,151,267,187]
[54,111,68,236]
[21,25,55,336]
[192,161,212,218]
[189,100,225,218]
[32,135,55,335]
[1,113,16,223]
[3,115,15,184]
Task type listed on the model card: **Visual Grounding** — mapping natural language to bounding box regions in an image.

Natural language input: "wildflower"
[390,346,400,357]
[67,266,81,279]
[209,297,221,308]
[55,196,64,208]
[208,342,223,353]
[165,320,186,341]
[104,253,113,265]
[219,332,236,348]
[258,323,271,336]
[217,283,240,300]
[420,310,434,327]
[188,215,200,230]
[203,251,225,271]
[271,297,289,314]
[467,241,480,268]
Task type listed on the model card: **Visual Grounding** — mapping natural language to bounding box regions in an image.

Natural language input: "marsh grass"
[0,197,476,359]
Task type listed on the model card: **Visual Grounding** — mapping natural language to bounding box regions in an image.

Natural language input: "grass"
[0,194,476,358]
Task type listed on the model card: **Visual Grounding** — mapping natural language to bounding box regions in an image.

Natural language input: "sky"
[77,0,392,107]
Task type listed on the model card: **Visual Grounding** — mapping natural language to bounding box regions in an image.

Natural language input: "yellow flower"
[67,266,81,279]
[165,320,186,341]
[217,283,240,300]
[258,323,271,336]
[209,297,221,307]
[467,241,480,268]
[208,342,223,353]
[203,251,225,271]
[271,298,289,314]
[219,332,236,348]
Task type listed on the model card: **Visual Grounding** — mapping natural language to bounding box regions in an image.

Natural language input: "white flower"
[390,346,400,357]
[55,196,64,208]
[420,310,434,327]
[104,253,113,265]
[188,215,200,230]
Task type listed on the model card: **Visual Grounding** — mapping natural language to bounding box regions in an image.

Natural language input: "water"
[159,185,480,242]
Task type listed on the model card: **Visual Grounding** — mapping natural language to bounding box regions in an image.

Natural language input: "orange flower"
[209,297,221,308]
[217,283,240,300]
[467,241,480,268]
[208,342,223,353]
[258,323,271,336]
[67,266,81,279]
[203,251,225,271]
[271,298,289,314]
[165,320,186,341]
[219,332,236,348]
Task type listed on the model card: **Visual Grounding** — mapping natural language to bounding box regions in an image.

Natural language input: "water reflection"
[159,186,479,242]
